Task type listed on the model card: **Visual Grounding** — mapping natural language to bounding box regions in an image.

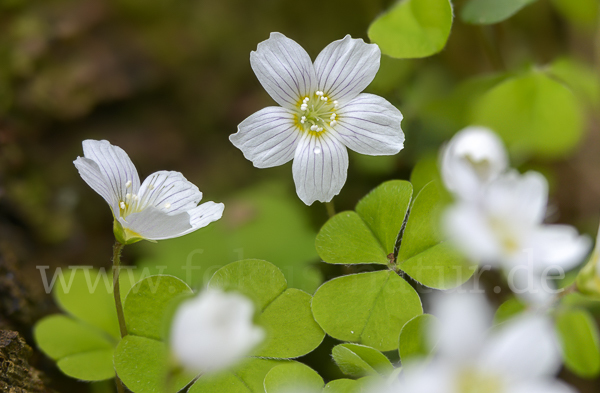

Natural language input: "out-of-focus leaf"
[461,0,538,25]
[398,314,437,363]
[551,0,599,29]
[264,362,324,393]
[556,309,600,379]
[368,0,453,59]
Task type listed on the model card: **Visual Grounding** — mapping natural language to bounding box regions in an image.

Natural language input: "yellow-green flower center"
[456,368,504,393]
[295,91,339,133]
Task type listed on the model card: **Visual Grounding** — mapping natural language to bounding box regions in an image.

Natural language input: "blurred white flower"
[170,289,264,373]
[384,293,575,393]
[230,32,404,205]
[74,139,224,244]
[441,126,508,201]
[444,170,590,275]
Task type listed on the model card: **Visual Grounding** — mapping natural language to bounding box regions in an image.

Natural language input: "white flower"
[441,126,508,201]
[73,139,224,244]
[444,170,590,275]
[169,289,264,373]
[230,32,404,205]
[384,293,576,393]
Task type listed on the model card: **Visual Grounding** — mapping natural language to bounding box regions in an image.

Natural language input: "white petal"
[250,32,316,109]
[509,379,578,393]
[481,315,561,381]
[120,206,192,241]
[484,171,548,227]
[430,293,493,362]
[292,131,348,205]
[313,35,380,105]
[528,225,591,272]
[230,107,301,168]
[181,201,225,236]
[506,269,557,306]
[334,93,404,155]
[443,202,503,265]
[73,157,117,211]
[137,171,202,214]
[440,126,508,201]
[80,140,141,212]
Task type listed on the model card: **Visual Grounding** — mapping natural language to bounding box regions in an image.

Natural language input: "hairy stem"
[325,201,336,218]
[112,241,128,393]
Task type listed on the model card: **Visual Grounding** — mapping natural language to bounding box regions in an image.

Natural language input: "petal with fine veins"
[250,32,316,109]
[73,157,117,211]
[230,107,300,168]
[182,201,225,236]
[121,206,192,241]
[314,35,380,105]
[138,171,202,215]
[82,140,140,205]
[335,93,404,155]
[292,131,348,205]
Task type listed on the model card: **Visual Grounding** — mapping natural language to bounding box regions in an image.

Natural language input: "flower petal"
[509,380,578,393]
[314,35,380,104]
[81,140,140,206]
[481,315,561,381]
[230,107,301,168]
[292,131,349,205]
[182,201,225,236]
[250,32,316,109]
[137,171,202,215]
[120,207,192,241]
[73,157,118,211]
[529,225,591,272]
[335,93,404,155]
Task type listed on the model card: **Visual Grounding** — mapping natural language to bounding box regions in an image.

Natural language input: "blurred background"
[0,0,599,391]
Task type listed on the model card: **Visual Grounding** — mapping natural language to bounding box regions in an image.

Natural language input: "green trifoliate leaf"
[461,0,538,24]
[264,362,324,393]
[316,180,413,265]
[556,309,600,378]
[114,275,195,393]
[188,358,286,393]
[208,259,325,359]
[368,0,453,59]
[397,182,475,289]
[471,71,584,158]
[398,314,437,363]
[312,270,422,351]
[332,343,394,378]
[34,268,139,381]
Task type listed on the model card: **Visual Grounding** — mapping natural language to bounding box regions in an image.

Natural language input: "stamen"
[301,104,308,111]
[165,203,171,209]
[148,184,155,190]
[303,97,309,103]
[310,125,318,131]
[120,201,126,209]
[317,126,323,132]
[132,194,139,201]
[330,120,337,127]
[330,113,336,120]
[126,193,131,200]
[333,100,338,107]
[316,91,323,96]
[125,180,132,188]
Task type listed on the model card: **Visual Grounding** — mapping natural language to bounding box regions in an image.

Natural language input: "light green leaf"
[356,181,413,255]
[114,335,194,393]
[316,181,412,265]
[264,362,324,393]
[409,154,441,196]
[398,314,437,363]
[549,57,600,108]
[124,275,192,341]
[312,270,422,351]
[209,260,325,359]
[332,343,394,378]
[493,297,526,325]
[315,211,388,265]
[368,0,453,59]
[556,309,600,378]
[471,71,584,158]
[34,315,116,381]
[397,182,475,289]
[461,0,537,25]
[188,358,285,393]
[323,379,361,393]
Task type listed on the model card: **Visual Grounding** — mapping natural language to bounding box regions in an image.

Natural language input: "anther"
[316,91,323,96]
[317,126,323,132]
[148,184,155,190]
[165,203,171,209]
[120,201,126,209]
[132,194,139,201]
[303,97,309,103]
[301,104,308,111]
[333,100,338,107]
[126,193,131,200]
[330,120,337,127]
[310,125,318,131]
[125,180,132,188]
[330,113,336,120]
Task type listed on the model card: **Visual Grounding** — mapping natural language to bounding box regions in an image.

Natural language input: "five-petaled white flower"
[441,126,508,202]
[169,289,264,373]
[230,32,405,205]
[382,293,575,393]
[73,139,224,244]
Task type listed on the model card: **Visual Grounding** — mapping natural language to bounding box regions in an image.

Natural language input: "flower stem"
[112,241,128,393]
[112,241,128,338]
[325,201,336,218]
